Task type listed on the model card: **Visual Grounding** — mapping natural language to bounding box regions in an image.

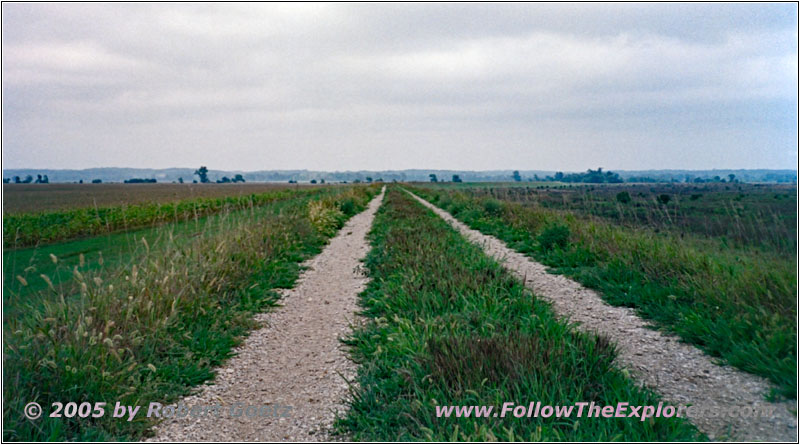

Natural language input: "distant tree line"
[5,174,50,184]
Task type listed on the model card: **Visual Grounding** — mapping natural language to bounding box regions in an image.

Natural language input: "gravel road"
[409,190,797,442]
[149,188,385,441]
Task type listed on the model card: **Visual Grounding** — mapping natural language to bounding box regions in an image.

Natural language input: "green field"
[3,185,378,440]
[410,183,797,398]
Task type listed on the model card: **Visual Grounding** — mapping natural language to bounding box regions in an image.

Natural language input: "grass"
[440,182,796,254]
[337,187,702,441]
[3,185,378,441]
[411,185,797,399]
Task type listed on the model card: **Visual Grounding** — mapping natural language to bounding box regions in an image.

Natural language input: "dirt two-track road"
[151,186,796,442]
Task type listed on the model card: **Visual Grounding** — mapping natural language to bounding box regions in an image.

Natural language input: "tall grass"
[3,186,377,441]
[338,188,702,441]
[412,186,797,398]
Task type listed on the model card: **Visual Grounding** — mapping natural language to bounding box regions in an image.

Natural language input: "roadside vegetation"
[3,185,377,441]
[339,188,702,441]
[410,184,797,398]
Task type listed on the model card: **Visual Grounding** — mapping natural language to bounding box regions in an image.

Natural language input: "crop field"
[2,183,311,214]
[2,181,796,441]
[410,183,797,398]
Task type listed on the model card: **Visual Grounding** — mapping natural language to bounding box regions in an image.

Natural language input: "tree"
[452,174,462,183]
[429,174,438,183]
[616,191,631,204]
[728,174,736,183]
[35,174,43,183]
[657,194,671,205]
[216,176,231,183]
[92,179,102,184]
[310,179,317,184]
[233,174,245,183]
[194,166,210,183]
[178,177,184,184]
[22,175,33,183]
[365,177,373,183]
[512,170,522,182]
[13,176,20,183]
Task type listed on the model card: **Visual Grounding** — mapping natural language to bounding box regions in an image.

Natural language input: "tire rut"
[149,187,385,441]
[408,190,797,442]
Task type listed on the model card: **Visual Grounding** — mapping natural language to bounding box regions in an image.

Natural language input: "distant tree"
[452,174,462,183]
[657,194,671,205]
[216,176,231,183]
[193,180,198,183]
[194,166,210,183]
[233,174,245,183]
[353,179,361,183]
[288,179,297,184]
[43,175,49,183]
[320,178,325,184]
[365,177,373,183]
[13,176,20,183]
[2,178,8,184]
[310,179,317,184]
[178,177,184,184]
[728,174,736,183]
[35,174,43,183]
[124,178,156,183]
[92,179,102,184]
[22,175,33,183]
[429,174,438,183]
[512,170,522,182]
[554,172,564,181]
[78,179,83,184]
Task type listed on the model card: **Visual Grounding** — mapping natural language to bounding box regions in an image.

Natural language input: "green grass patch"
[338,188,702,441]
[411,186,797,399]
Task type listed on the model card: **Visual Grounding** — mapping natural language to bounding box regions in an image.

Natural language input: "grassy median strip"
[338,188,701,441]
[3,186,377,441]
[411,185,796,399]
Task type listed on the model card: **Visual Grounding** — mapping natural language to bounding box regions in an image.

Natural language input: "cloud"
[1,3,796,171]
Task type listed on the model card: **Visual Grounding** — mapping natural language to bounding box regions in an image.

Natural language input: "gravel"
[149,188,385,442]
[409,190,797,442]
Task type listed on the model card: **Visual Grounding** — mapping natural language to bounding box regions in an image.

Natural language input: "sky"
[2,3,797,172]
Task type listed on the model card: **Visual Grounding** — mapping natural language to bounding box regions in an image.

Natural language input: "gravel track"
[409,190,797,442]
[150,188,385,442]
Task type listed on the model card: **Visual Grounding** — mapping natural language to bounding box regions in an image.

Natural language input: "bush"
[482,199,503,216]
[657,194,671,205]
[537,224,570,251]
[616,191,631,204]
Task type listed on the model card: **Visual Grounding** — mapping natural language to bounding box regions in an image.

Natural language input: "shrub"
[616,191,632,204]
[482,198,503,216]
[657,194,671,205]
[537,224,570,251]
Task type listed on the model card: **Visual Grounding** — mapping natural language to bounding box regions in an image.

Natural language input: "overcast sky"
[2,3,797,171]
